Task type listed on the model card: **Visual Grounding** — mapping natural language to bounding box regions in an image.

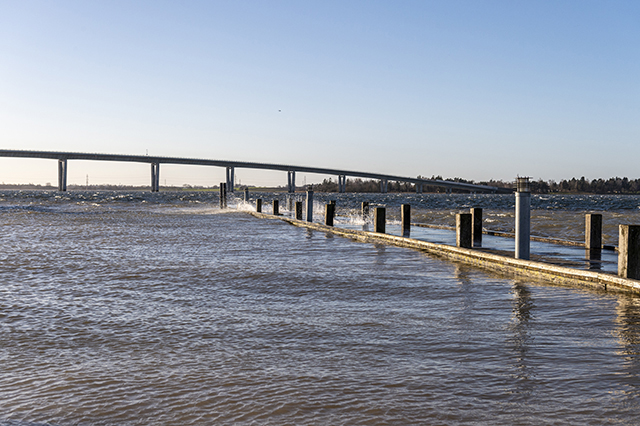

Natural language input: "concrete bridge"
[0,149,511,194]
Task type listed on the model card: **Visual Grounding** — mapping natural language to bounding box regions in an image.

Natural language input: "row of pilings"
[220,180,640,281]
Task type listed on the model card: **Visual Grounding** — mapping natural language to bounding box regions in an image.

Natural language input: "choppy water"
[1,191,640,425]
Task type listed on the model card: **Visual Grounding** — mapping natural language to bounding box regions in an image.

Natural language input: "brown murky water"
[1,192,639,425]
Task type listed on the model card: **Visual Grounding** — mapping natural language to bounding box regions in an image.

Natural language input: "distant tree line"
[312,176,640,194]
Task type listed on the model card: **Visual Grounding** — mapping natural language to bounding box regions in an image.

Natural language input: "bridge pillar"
[287,171,296,193]
[338,175,346,193]
[57,159,67,192]
[150,163,160,192]
[226,167,235,193]
[416,183,423,194]
[379,179,388,193]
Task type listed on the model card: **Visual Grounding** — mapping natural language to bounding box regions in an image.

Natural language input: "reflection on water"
[508,282,536,397]
[586,248,603,270]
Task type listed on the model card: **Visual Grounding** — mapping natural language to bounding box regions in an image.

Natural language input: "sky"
[1,0,638,187]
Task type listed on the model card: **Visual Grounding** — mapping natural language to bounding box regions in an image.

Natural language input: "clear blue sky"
[1,0,638,187]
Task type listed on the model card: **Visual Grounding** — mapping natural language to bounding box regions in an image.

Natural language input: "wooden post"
[618,225,640,279]
[362,201,369,219]
[306,190,314,222]
[325,203,335,226]
[256,199,262,213]
[273,199,279,215]
[471,207,482,247]
[456,213,472,248]
[401,204,411,236]
[219,182,226,209]
[295,201,303,220]
[374,207,385,233]
[585,213,603,250]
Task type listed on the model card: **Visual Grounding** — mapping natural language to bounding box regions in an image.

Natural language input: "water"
[1,191,639,425]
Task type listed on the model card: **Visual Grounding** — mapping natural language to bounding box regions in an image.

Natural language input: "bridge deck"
[0,149,511,193]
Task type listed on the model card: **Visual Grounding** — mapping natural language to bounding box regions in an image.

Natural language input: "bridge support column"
[338,175,346,193]
[515,177,531,260]
[226,167,235,193]
[150,162,160,192]
[287,171,296,193]
[416,183,423,194]
[379,179,388,193]
[58,159,67,192]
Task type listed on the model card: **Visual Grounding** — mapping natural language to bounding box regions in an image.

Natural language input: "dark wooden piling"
[471,207,482,247]
[325,203,335,226]
[295,201,303,220]
[456,213,472,248]
[619,225,640,279]
[401,204,411,237]
[374,207,386,233]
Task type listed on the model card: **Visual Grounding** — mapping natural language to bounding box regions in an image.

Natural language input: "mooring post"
[401,204,411,237]
[295,201,303,220]
[58,159,67,192]
[362,201,370,219]
[306,189,314,222]
[325,203,335,226]
[219,182,226,209]
[273,199,279,216]
[244,187,249,202]
[471,207,483,247]
[256,198,262,213]
[515,177,531,260]
[456,213,472,248]
[585,213,603,250]
[374,207,386,233]
[618,225,640,279]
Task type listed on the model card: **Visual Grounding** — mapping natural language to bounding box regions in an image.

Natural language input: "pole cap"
[516,177,530,193]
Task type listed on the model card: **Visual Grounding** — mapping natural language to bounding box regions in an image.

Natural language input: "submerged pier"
[235,182,640,296]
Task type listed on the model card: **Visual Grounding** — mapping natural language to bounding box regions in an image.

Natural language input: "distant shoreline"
[0,183,639,195]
